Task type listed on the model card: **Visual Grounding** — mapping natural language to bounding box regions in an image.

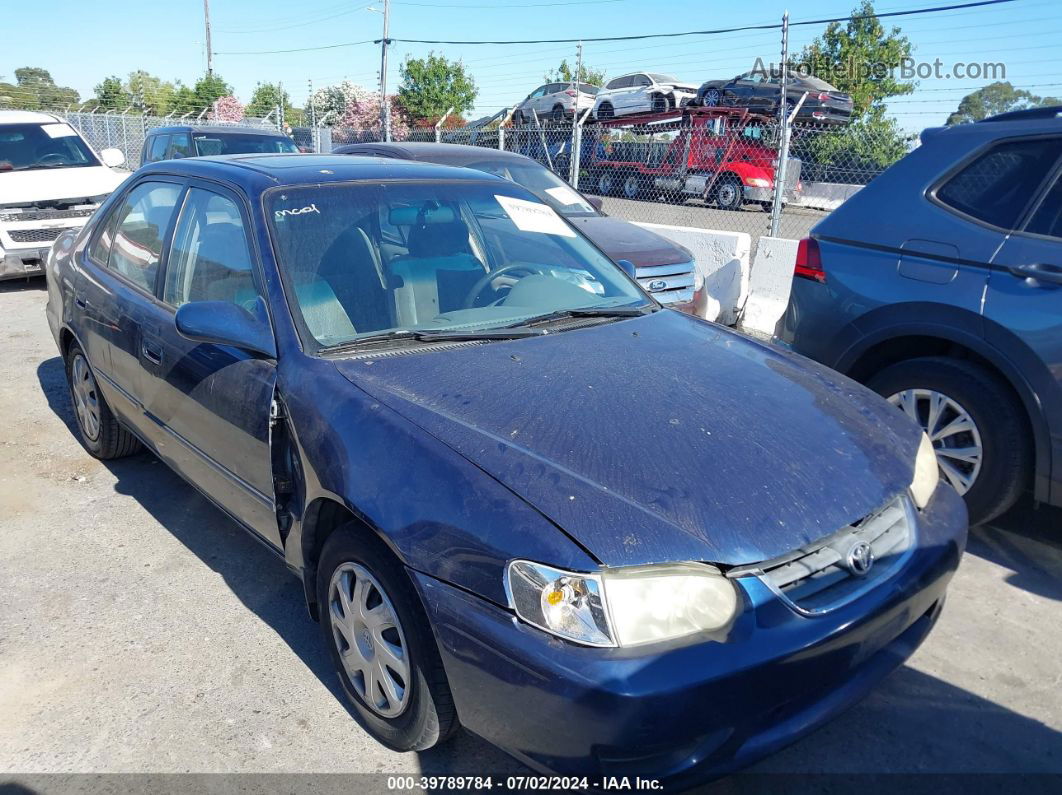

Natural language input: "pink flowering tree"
[308,81,409,141]
[209,95,245,122]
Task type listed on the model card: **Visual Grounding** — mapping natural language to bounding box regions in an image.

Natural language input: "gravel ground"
[1,279,1060,792]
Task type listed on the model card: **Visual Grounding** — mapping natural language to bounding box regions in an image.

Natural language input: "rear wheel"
[317,525,458,751]
[622,173,643,199]
[701,88,721,107]
[652,94,668,113]
[865,356,1031,526]
[65,343,141,460]
[597,169,618,195]
[551,105,566,124]
[596,102,614,121]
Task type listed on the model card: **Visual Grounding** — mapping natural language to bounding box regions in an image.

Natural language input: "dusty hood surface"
[334,310,920,567]
[569,215,692,269]
[0,166,128,205]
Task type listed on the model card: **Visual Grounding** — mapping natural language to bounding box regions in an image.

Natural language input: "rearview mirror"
[175,299,276,359]
[616,259,637,279]
[100,148,125,168]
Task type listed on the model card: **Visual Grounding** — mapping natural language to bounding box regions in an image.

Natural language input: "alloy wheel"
[328,562,411,718]
[887,388,984,495]
[704,89,721,106]
[70,353,101,442]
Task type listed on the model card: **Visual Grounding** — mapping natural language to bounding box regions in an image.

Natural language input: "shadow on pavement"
[967,498,1062,602]
[0,276,47,294]
[34,354,1062,786]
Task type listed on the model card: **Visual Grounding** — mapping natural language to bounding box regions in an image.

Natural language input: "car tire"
[596,102,614,120]
[511,110,524,126]
[597,170,617,195]
[317,524,458,752]
[712,175,743,211]
[622,173,643,199]
[551,105,566,124]
[865,356,1031,526]
[652,94,667,113]
[702,88,721,107]
[65,343,141,460]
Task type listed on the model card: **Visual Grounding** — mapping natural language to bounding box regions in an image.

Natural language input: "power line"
[379,0,1020,45]
[217,39,375,55]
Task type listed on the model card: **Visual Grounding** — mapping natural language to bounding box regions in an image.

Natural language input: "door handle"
[141,341,163,365]
[1008,263,1062,286]
[74,297,89,309]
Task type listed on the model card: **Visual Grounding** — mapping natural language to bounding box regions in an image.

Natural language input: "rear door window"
[169,133,194,159]
[935,138,1062,230]
[1024,174,1062,239]
[146,134,170,163]
[107,181,183,293]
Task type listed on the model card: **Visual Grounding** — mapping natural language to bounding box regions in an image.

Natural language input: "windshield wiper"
[505,304,655,329]
[320,326,544,353]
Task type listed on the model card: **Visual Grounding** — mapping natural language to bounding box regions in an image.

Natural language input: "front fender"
[280,358,597,607]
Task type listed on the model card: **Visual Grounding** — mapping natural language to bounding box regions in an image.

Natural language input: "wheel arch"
[838,324,1050,503]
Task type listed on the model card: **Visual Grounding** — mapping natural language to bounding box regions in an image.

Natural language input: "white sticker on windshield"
[41,123,78,139]
[544,185,587,207]
[494,194,575,237]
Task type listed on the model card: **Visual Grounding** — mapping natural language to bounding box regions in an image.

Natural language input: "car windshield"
[193,132,299,156]
[648,73,681,84]
[578,83,600,94]
[0,123,99,172]
[267,180,648,350]
[463,159,598,217]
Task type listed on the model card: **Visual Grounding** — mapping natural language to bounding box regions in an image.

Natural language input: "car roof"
[0,110,63,125]
[334,142,538,167]
[135,153,508,192]
[147,125,289,137]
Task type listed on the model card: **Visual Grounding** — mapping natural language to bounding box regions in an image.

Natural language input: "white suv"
[0,110,128,281]
[593,73,698,120]
[513,82,600,125]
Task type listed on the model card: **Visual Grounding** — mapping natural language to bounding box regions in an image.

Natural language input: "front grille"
[636,261,696,305]
[0,207,95,223]
[7,227,75,243]
[730,494,914,614]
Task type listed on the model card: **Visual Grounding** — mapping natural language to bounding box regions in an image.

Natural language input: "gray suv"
[776,106,1062,525]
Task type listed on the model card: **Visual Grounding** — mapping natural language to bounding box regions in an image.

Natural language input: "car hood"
[0,166,128,205]
[568,215,693,268]
[333,311,921,568]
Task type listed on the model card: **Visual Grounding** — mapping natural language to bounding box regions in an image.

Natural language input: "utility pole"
[380,0,391,141]
[203,0,214,76]
[570,41,584,185]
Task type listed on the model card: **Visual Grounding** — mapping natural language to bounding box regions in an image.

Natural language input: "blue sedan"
[45,154,967,785]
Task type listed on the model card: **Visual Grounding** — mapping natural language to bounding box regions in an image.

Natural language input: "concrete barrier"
[633,222,751,325]
[740,236,800,337]
[792,182,863,212]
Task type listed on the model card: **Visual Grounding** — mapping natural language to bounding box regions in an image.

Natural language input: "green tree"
[192,73,233,113]
[93,76,130,111]
[246,82,304,124]
[946,81,1060,125]
[169,82,200,116]
[544,59,605,87]
[795,0,915,119]
[398,53,476,121]
[0,67,79,110]
[125,70,177,115]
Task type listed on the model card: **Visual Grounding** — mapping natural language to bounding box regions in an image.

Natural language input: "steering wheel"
[37,152,69,166]
[463,263,544,309]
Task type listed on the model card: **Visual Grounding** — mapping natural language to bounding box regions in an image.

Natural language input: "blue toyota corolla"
[45,154,967,785]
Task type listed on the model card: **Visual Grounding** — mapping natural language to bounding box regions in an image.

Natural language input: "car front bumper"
[0,245,49,280]
[411,482,967,786]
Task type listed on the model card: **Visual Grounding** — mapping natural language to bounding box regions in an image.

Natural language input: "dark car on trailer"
[777,106,1062,526]
[335,142,707,316]
[46,153,966,786]
[695,72,853,125]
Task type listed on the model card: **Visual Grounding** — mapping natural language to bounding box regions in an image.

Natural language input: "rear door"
[985,150,1062,503]
[141,181,281,546]
[74,178,183,437]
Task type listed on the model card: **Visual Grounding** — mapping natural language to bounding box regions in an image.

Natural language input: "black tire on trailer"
[597,169,618,195]
[621,172,644,200]
[652,94,668,113]
[596,102,614,121]
[865,356,1032,526]
[551,105,566,124]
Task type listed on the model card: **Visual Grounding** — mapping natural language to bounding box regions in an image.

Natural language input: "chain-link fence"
[18,106,910,244]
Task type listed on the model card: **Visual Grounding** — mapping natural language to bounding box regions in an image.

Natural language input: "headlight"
[744,177,771,187]
[506,560,739,647]
[910,432,940,509]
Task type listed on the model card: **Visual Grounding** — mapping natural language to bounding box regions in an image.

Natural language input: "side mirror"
[586,195,604,213]
[616,259,637,279]
[175,298,276,359]
[100,148,126,168]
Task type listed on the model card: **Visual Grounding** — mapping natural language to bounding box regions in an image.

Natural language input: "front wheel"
[318,525,458,751]
[596,102,614,121]
[622,173,643,199]
[712,176,743,211]
[597,170,617,195]
[866,356,1031,526]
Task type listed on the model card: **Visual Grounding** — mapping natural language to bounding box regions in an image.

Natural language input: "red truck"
[586,106,801,211]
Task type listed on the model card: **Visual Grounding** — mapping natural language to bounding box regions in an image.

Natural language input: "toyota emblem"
[847,541,875,576]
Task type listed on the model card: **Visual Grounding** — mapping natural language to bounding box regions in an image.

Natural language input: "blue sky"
[2,0,1059,131]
